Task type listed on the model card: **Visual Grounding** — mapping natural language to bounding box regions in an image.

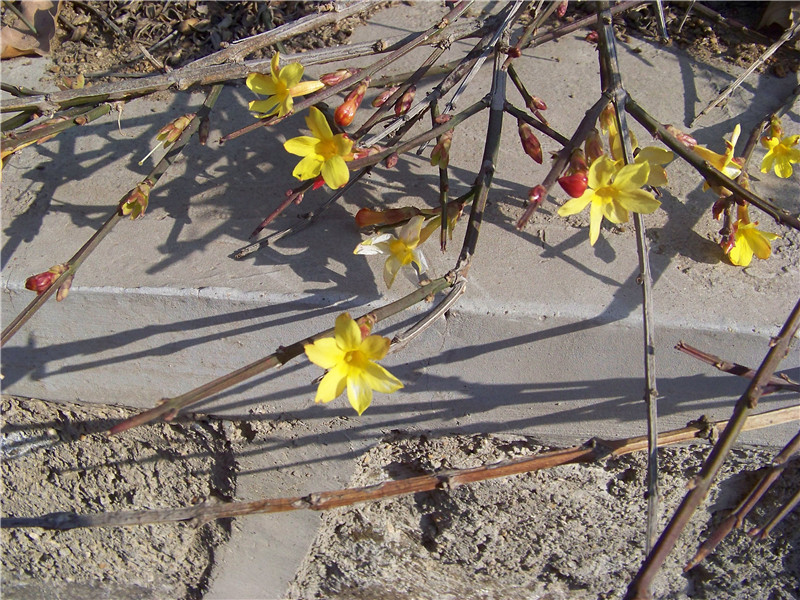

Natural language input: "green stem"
[1,104,113,154]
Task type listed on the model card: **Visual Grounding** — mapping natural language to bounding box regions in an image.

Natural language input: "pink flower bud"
[355,207,421,228]
[434,114,452,125]
[558,172,588,198]
[569,149,588,173]
[57,274,74,302]
[394,86,416,116]
[556,0,568,17]
[335,79,370,127]
[351,145,385,160]
[664,124,697,148]
[585,31,598,44]
[527,185,546,209]
[585,128,605,163]
[527,96,547,111]
[320,68,359,87]
[384,152,399,169]
[517,121,542,164]
[356,314,377,338]
[25,264,68,295]
[371,86,399,108]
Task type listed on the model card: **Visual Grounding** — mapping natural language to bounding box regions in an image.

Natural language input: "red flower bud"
[527,185,546,209]
[528,96,547,111]
[356,313,377,338]
[384,152,399,169]
[320,68,359,87]
[394,85,416,116]
[507,47,521,58]
[312,176,326,190]
[434,114,452,125]
[558,172,588,198]
[25,264,68,295]
[517,121,542,164]
[585,31,598,44]
[371,86,399,108]
[556,0,568,17]
[335,79,370,127]
[664,124,697,148]
[585,128,605,163]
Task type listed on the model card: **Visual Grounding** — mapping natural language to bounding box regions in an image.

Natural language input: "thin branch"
[596,0,660,555]
[4,405,796,531]
[624,298,800,600]
[749,486,800,540]
[676,341,800,394]
[1,103,112,154]
[685,432,800,569]
[1,85,224,347]
[108,276,455,434]
[625,97,800,231]
[692,21,800,126]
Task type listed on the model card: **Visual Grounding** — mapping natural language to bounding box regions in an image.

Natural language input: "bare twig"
[749,486,800,540]
[692,21,800,126]
[624,298,800,600]
[685,432,800,569]
[4,405,796,531]
[676,341,800,394]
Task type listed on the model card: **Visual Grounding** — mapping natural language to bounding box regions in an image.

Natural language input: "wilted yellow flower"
[304,313,403,415]
[283,107,354,189]
[557,156,660,245]
[247,53,324,118]
[692,124,743,193]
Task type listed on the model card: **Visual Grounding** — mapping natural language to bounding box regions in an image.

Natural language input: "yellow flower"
[602,107,674,187]
[283,106,354,189]
[727,220,780,267]
[354,215,437,288]
[692,124,743,190]
[246,53,324,118]
[760,134,800,178]
[557,156,661,246]
[304,313,403,415]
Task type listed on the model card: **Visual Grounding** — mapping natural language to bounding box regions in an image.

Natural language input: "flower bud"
[157,113,195,147]
[600,104,616,133]
[767,115,783,140]
[585,128,605,163]
[351,144,384,160]
[506,47,521,58]
[527,185,546,209]
[664,124,697,148]
[320,68,359,87]
[335,79,370,127]
[558,172,588,198]
[434,113,452,125]
[120,180,153,220]
[312,176,326,190]
[557,0,568,17]
[394,85,416,116]
[198,115,210,145]
[585,30,598,44]
[568,149,588,174]
[517,121,542,164]
[356,313,377,338]
[384,152,399,169]
[57,273,74,302]
[711,198,729,221]
[25,264,68,295]
[355,206,421,229]
[430,130,453,168]
[527,96,547,111]
[371,86,399,108]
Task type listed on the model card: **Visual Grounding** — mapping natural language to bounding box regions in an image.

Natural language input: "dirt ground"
[289,431,800,600]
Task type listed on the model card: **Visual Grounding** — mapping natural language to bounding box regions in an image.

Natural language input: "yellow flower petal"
[383,255,403,288]
[246,72,277,96]
[283,136,319,157]
[346,373,373,415]
[557,193,593,217]
[249,97,281,116]
[320,155,350,189]
[292,155,323,181]
[614,161,650,190]
[589,156,616,189]
[290,80,325,97]
[361,361,403,394]
[360,335,391,361]
[304,338,343,370]
[602,199,628,224]
[316,367,347,403]
[616,188,661,214]
[335,313,362,351]
[306,106,333,141]
[279,62,304,87]
[728,237,753,266]
[589,199,603,245]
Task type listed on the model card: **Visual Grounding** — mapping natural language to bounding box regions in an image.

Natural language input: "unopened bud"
[158,113,195,146]
[768,115,783,140]
[319,68,359,87]
[507,47,521,58]
[434,114,452,125]
[557,0,569,17]
[558,172,588,198]
[664,124,697,148]
[430,130,453,168]
[585,128,605,163]
[384,152,399,169]
[394,85,416,116]
[356,313,377,338]
[585,31,599,43]
[569,149,588,173]
[25,264,68,295]
[120,180,153,220]
[351,144,385,160]
[335,79,370,127]
[527,185,546,209]
[527,96,547,111]
[372,86,399,108]
[312,176,326,190]
[57,274,74,302]
[198,115,210,145]
[355,206,421,229]
[600,104,616,133]
[517,121,542,164]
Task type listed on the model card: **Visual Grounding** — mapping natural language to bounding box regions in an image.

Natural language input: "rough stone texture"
[288,432,800,600]
[0,396,236,600]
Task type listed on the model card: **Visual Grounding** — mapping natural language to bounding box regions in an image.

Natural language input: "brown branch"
[685,432,800,569]
[749,486,800,540]
[676,341,800,394]
[4,405,796,531]
[624,298,800,600]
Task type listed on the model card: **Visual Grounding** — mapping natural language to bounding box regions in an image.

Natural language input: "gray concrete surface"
[2,3,799,598]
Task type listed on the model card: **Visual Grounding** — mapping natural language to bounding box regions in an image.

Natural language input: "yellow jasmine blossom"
[727,220,780,267]
[761,133,800,178]
[602,107,674,187]
[557,156,661,246]
[354,215,437,288]
[304,313,403,415]
[692,124,743,190]
[283,106,354,189]
[247,53,324,118]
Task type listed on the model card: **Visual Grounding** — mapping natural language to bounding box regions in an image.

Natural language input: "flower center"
[344,350,364,368]
[317,139,337,160]
[389,239,413,264]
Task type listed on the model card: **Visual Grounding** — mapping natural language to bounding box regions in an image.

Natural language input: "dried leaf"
[1,1,61,59]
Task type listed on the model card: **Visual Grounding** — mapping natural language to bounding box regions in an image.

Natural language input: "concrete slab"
[2,3,799,598]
